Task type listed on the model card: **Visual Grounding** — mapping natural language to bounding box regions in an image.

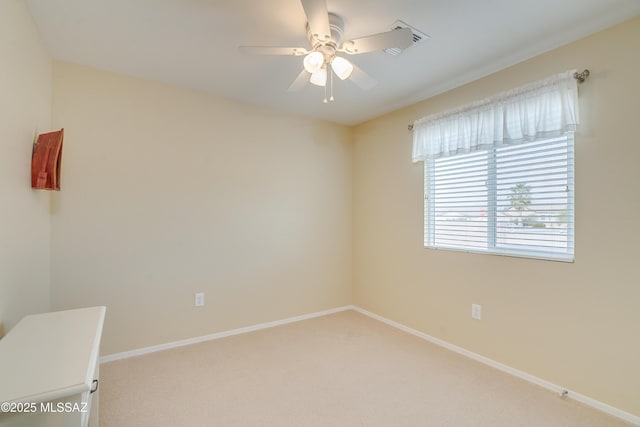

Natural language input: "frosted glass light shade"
[331,56,353,80]
[310,68,327,86]
[303,51,324,73]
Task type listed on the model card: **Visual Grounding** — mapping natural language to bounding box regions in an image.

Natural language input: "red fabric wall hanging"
[31,128,64,191]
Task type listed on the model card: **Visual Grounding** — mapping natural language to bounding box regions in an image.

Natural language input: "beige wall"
[51,62,353,355]
[353,17,640,416]
[0,0,52,333]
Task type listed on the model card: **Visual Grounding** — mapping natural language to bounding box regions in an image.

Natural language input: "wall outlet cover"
[195,292,205,307]
[471,304,482,320]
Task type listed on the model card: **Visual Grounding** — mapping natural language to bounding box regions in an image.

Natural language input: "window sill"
[424,245,574,263]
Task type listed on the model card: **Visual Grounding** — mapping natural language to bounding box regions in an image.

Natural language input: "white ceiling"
[26,0,640,126]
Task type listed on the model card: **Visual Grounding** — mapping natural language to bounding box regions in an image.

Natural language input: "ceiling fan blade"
[239,46,308,56]
[340,27,413,55]
[349,64,377,90]
[300,0,331,43]
[288,69,310,92]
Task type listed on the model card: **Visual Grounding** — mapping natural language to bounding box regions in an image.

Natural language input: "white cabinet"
[0,307,106,427]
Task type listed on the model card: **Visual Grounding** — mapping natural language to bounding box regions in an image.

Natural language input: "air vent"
[384,20,428,56]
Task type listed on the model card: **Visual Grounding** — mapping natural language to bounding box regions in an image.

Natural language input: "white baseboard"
[100,305,352,363]
[351,305,640,426]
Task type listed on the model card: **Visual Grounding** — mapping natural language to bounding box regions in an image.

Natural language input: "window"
[413,70,580,261]
[424,135,574,261]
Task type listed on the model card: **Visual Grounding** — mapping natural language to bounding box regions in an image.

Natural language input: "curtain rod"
[407,69,590,131]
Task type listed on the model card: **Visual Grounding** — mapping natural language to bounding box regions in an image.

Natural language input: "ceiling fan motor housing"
[307,12,344,52]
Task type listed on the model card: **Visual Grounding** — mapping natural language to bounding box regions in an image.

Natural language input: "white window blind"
[425,135,574,260]
[414,70,579,261]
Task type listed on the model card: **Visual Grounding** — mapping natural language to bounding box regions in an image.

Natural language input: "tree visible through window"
[509,183,531,226]
[424,135,574,261]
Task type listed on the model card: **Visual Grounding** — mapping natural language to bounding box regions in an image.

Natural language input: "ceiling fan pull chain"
[329,63,335,102]
[323,73,328,103]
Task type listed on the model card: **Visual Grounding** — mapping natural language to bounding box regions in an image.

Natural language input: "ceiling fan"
[239,0,413,102]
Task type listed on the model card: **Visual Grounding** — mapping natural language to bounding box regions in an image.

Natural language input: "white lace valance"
[412,70,579,162]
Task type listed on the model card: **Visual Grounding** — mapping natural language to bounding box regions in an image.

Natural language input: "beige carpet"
[99,310,633,426]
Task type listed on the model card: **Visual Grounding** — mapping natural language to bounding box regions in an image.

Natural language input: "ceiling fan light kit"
[331,56,353,80]
[310,67,327,86]
[303,51,324,73]
[239,0,417,103]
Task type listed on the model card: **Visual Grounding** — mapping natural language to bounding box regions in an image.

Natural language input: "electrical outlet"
[194,292,205,307]
[471,304,482,320]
